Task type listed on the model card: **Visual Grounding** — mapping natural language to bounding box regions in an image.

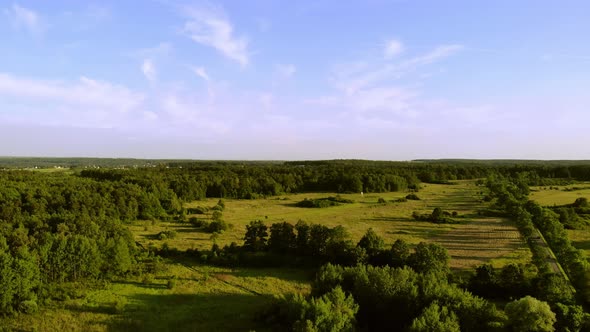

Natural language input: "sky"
[1,0,589,160]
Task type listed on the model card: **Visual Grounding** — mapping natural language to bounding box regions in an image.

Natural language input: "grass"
[530,183,590,258]
[530,184,590,206]
[132,180,530,270]
[3,263,311,332]
[4,180,533,331]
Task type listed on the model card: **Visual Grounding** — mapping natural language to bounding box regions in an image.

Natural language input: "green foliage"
[357,228,384,257]
[504,296,556,332]
[263,286,358,332]
[311,264,504,331]
[406,193,421,200]
[412,208,458,224]
[268,222,296,254]
[206,220,230,233]
[409,302,460,332]
[244,220,268,251]
[157,230,177,240]
[295,196,354,208]
[409,242,450,275]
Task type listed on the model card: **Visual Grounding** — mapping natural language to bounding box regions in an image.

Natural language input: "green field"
[132,181,530,270]
[3,263,311,332]
[4,180,532,331]
[530,185,590,258]
[530,184,590,206]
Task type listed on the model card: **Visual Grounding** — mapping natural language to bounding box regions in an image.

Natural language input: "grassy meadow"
[530,184,590,258]
[132,180,530,270]
[3,264,311,332]
[4,180,533,331]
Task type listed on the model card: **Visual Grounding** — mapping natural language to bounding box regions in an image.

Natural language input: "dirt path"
[531,229,567,277]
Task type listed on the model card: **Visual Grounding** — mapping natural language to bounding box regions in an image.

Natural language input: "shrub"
[190,217,210,228]
[167,278,177,290]
[406,194,421,200]
[157,230,177,240]
[19,300,38,314]
[207,220,230,233]
[377,197,387,204]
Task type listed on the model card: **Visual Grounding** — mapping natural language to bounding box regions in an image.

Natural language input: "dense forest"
[2,159,590,330]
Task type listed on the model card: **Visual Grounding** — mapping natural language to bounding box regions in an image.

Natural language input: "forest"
[2,159,590,331]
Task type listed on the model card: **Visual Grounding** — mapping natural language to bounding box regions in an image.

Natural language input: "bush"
[206,220,230,233]
[189,217,210,228]
[167,278,177,290]
[295,196,354,208]
[19,300,38,314]
[377,197,387,204]
[406,194,421,200]
[157,230,177,240]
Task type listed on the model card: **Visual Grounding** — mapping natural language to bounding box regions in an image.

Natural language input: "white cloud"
[275,64,296,79]
[0,73,144,111]
[0,73,145,128]
[190,66,210,81]
[307,43,466,126]
[182,6,249,66]
[384,39,404,59]
[405,44,463,67]
[141,59,157,83]
[6,3,43,35]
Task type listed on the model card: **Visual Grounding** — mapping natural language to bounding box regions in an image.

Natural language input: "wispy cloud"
[307,43,465,124]
[0,73,145,128]
[181,5,249,66]
[190,66,210,81]
[384,39,404,59]
[5,3,44,35]
[275,63,296,79]
[141,59,157,83]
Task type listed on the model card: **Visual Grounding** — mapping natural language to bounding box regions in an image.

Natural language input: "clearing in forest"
[131,180,530,270]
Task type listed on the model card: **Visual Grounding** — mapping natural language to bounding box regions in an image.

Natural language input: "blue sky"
[1,0,590,159]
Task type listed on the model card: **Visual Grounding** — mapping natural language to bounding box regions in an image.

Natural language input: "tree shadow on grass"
[106,293,275,332]
[113,280,168,290]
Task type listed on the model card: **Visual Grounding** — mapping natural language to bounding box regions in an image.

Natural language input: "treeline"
[0,171,175,315]
[262,264,505,332]
[78,161,590,202]
[486,174,590,299]
[188,220,449,275]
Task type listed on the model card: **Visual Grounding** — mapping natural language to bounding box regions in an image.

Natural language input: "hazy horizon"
[2,1,589,159]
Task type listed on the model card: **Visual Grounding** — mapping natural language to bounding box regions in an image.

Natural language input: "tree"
[470,264,498,298]
[268,222,296,254]
[554,303,587,332]
[504,296,556,332]
[409,302,460,332]
[295,220,311,255]
[357,228,384,258]
[389,239,411,267]
[409,242,449,274]
[535,273,574,304]
[292,287,359,332]
[244,220,268,251]
[499,263,526,298]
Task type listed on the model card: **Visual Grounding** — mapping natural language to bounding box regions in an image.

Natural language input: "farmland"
[2,179,531,331]
[3,160,590,331]
[131,180,530,270]
[530,184,590,258]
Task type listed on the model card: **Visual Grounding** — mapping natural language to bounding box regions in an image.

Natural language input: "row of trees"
[201,221,450,275]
